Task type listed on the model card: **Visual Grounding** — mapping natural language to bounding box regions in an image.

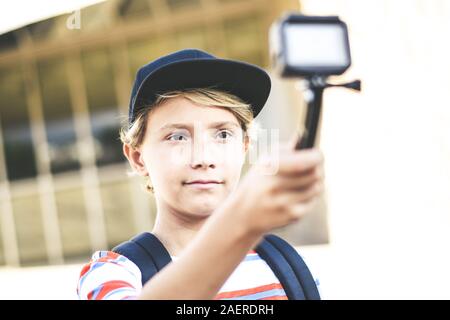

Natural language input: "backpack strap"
[112,232,172,285]
[255,236,306,300]
[264,234,321,300]
[113,232,320,300]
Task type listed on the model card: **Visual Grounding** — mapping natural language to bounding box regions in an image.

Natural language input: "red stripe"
[79,263,91,278]
[215,283,283,299]
[88,280,134,300]
[261,295,288,300]
[80,252,122,278]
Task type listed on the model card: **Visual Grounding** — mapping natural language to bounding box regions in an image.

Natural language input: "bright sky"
[0,0,106,35]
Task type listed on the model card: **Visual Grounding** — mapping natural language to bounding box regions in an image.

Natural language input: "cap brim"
[132,59,271,122]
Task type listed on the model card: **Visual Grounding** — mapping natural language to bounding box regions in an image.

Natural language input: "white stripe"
[103,287,138,300]
[219,258,282,293]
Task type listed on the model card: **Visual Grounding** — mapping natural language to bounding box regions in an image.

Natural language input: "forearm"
[137,199,262,300]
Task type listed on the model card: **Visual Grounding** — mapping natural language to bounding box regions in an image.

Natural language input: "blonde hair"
[119,88,255,193]
[120,88,253,148]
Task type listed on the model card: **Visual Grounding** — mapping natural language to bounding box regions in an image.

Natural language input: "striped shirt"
[77,250,319,300]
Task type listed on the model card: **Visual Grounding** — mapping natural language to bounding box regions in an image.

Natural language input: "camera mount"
[270,13,362,149]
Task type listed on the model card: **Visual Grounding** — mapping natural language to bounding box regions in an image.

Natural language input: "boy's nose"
[190,137,216,169]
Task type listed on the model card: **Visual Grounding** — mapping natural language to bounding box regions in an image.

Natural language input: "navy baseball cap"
[128,48,271,126]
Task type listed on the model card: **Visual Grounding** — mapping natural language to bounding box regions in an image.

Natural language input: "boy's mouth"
[183,180,224,189]
[183,180,223,185]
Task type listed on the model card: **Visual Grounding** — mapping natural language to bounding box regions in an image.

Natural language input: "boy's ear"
[123,144,149,176]
[243,134,250,153]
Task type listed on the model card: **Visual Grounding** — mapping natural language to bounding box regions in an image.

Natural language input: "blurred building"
[0,0,329,268]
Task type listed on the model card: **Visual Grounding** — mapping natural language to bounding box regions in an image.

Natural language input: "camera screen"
[284,23,350,68]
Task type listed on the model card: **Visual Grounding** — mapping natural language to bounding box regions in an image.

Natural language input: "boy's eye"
[168,133,188,141]
[216,130,233,140]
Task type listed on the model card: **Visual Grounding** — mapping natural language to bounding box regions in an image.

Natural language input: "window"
[0,66,37,181]
[118,0,152,20]
[26,19,55,43]
[81,48,123,166]
[0,31,18,53]
[37,58,80,174]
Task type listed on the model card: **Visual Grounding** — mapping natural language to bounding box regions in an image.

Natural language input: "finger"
[276,181,323,206]
[289,196,320,220]
[276,130,302,154]
[287,130,302,150]
[276,166,322,191]
[283,161,324,179]
[277,149,323,176]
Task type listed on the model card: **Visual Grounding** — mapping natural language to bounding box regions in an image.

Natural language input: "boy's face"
[135,96,248,218]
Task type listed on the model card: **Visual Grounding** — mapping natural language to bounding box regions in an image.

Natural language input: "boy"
[77,49,324,300]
